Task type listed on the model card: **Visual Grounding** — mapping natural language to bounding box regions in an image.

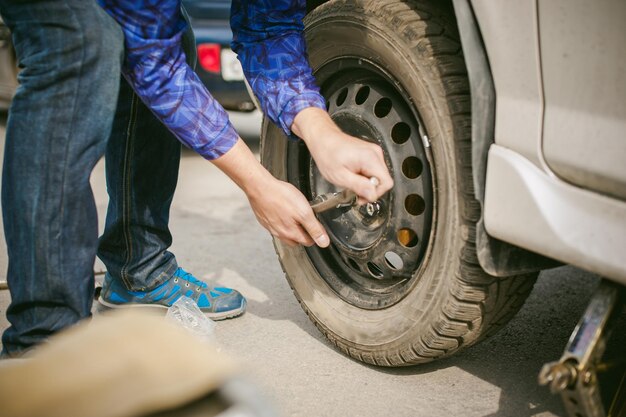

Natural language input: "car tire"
[260,0,538,366]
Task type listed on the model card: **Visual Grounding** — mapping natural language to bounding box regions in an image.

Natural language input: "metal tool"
[310,177,379,214]
[538,280,625,417]
[309,189,357,213]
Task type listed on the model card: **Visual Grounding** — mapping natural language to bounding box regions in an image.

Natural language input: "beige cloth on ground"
[0,310,237,417]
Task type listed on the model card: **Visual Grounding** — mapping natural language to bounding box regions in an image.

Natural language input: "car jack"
[539,280,625,417]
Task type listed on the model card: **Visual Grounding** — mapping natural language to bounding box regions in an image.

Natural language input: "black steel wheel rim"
[286,57,435,309]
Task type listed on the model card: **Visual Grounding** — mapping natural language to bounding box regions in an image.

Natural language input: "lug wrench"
[309,177,379,214]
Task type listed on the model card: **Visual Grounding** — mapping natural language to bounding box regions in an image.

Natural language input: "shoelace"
[177,269,208,289]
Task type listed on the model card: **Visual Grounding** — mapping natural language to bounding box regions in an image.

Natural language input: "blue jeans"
[0,0,195,355]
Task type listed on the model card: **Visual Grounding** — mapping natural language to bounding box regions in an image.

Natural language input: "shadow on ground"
[170,200,625,417]
[1,113,624,416]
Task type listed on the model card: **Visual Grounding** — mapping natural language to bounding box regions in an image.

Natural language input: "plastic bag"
[165,296,216,342]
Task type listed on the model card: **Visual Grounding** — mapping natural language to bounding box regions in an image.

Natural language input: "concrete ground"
[0,112,623,417]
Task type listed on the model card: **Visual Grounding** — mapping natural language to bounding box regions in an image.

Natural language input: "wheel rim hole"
[402,156,423,179]
[366,262,384,278]
[374,97,392,118]
[348,258,360,271]
[355,86,370,105]
[336,88,348,106]
[405,194,425,216]
[397,228,418,248]
[384,251,404,270]
[391,122,411,144]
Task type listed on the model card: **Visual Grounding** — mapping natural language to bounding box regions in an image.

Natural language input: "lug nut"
[360,201,381,217]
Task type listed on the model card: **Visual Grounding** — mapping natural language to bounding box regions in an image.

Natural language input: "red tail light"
[197,43,221,74]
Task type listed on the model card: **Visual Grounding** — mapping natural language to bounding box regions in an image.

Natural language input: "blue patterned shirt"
[99,0,326,160]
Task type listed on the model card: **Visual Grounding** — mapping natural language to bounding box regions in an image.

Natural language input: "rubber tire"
[260,0,538,366]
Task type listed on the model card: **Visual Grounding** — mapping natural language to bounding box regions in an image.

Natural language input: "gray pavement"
[0,112,622,417]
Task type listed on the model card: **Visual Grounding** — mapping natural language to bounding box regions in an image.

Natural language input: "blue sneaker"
[98,268,246,320]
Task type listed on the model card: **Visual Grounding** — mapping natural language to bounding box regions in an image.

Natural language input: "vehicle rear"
[183,0,255,112]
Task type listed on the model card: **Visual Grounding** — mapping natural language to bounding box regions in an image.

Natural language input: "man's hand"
[212,138,330,248]
[292,107,394,203]
[246,177,329,247]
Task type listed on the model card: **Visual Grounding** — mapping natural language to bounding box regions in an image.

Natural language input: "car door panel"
[539,0,626,200]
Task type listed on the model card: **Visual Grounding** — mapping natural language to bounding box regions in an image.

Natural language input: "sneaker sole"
[97,297,246,321]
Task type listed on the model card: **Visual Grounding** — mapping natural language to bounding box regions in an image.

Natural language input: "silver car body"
[470,0,626,284]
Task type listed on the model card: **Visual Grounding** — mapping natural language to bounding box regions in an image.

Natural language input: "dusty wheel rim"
[287,57,434,309]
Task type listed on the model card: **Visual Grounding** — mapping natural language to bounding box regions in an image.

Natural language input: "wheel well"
[451,0,561,275]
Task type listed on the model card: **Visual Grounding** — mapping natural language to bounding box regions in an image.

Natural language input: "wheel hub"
[286,58,434,308]
[310,78,432,281]
[309,113,389,252]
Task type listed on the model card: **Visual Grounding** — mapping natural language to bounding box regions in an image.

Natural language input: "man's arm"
[292,108,393,203]
[99,0,331,247]
[100,0,238,160]
[101,0,389,247]
[212,138,330,247]
[231,0,393,201]
[230,0,326,137]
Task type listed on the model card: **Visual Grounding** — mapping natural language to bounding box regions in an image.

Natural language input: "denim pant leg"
[97,17,198,291]
[96,79,181,291]
[0,0,123,354]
